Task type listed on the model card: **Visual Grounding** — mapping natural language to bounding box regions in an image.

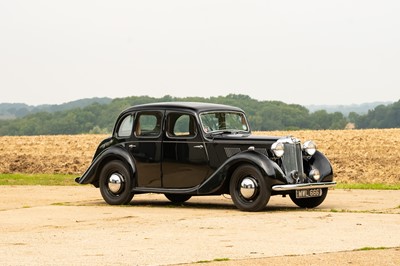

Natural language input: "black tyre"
[164,194,192,204]
[229,164,271,212]
[99,160,134,205]
[289,188,328,208]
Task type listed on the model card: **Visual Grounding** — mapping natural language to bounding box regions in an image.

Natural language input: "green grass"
[336,183,400,190]
[1,174,400,190]
[195,258,230,264]
[0,173,78,186]
[354,246,390,251]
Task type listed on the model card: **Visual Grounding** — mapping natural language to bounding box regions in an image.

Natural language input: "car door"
[162,111,211,188]
[128,111,163,187]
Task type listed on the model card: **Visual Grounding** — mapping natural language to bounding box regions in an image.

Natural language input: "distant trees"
[349,100,400,129]
[309,110,347,129]
[0,94,399,136]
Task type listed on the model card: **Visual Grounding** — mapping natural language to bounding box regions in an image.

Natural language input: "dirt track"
[0,186,399,265]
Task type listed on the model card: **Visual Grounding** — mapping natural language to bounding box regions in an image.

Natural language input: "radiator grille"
[282,143,304,176]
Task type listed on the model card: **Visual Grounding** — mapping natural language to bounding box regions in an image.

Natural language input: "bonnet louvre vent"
[254,148,267,155]
[224,147,241,157]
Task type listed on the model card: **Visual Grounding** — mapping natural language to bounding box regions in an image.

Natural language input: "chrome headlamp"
[309,168,321,181]
[303,140,317,156]
[271,141,285,158]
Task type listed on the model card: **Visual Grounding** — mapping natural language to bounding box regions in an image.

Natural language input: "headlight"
[309,168,321,181]
[271,142,284,158]
[303,140,317,156]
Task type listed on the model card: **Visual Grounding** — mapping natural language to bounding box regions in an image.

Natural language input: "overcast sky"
[1,0,399,106]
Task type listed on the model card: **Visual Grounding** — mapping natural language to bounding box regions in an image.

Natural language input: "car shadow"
[125,198,301,212]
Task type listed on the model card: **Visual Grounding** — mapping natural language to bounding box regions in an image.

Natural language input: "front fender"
[197,150,284,194]
[75,145,136,186]
[307,150,334,182]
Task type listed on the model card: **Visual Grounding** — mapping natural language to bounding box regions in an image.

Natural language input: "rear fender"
[75,145,136,187]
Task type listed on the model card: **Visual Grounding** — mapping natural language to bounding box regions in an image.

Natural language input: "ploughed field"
[1,129,399,184]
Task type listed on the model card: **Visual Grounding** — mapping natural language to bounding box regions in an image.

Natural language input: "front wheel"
[229,164,271,212]
[99,160,134,205]
[289,188,328,208]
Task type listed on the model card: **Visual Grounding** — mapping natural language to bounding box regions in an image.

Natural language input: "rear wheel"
[289,188,328,208]
[99,160,134,205]
[230,164,270,212]
[164,194,192,204]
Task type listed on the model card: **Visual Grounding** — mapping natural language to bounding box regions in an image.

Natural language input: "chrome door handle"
[128,144,136,149]
[194,145,204,149]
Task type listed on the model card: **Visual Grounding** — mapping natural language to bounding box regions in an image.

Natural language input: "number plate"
[296,188,322,198]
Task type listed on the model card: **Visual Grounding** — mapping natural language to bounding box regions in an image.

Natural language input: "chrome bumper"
[272,181,337,191]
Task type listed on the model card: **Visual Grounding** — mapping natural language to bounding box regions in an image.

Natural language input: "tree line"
[0,94,399,136]
[0,97,112,119]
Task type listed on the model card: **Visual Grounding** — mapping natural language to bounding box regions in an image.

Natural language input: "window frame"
[166,112,198,139]
[134,111,163,138]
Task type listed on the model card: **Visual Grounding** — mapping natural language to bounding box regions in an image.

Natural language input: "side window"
[135,112,162,137]
[117,114,133,137]
[167,113,196,138]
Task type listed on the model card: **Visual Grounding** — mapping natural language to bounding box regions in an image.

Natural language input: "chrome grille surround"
[278,137,305,183]
[282,143,304,174]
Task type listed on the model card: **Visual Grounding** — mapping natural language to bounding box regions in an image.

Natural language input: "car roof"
[121,102,245,114]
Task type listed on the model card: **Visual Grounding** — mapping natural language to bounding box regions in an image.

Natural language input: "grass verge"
[195,258,230,264]
[1,174,400,189]
[354,246,392,251]
[0,174,77,186]
[336,183,400,190]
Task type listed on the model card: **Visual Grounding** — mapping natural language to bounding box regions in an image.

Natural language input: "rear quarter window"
[117,114,133,137]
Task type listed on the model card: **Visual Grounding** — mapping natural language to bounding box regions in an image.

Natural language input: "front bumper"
[272,181,336,191]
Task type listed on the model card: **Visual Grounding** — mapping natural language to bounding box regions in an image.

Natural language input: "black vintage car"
[76,102,336,211]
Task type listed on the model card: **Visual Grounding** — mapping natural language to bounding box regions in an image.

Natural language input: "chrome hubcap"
[240,177,258,199]
[108,173,124,193]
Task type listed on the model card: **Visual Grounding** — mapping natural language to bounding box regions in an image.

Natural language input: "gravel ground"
[0,186,399,265]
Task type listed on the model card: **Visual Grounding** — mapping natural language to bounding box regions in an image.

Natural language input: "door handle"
[194,145,204,149]
[128,144,136,149]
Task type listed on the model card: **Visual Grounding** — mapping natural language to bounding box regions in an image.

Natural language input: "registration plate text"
[296,188,322,198]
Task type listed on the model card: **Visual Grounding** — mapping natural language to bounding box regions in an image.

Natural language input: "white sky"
[1,0,399,106]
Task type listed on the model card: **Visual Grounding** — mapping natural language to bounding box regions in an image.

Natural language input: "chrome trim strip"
[272,182,337,191]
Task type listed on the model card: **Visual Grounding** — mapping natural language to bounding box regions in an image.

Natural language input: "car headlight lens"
[271,142,285,158]
[309,168,321,181]
[303,140,317,156]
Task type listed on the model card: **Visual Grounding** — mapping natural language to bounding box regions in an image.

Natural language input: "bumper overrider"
[272,181,337,192]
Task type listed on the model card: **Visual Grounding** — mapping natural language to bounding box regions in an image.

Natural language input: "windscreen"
[200,111,249,133]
